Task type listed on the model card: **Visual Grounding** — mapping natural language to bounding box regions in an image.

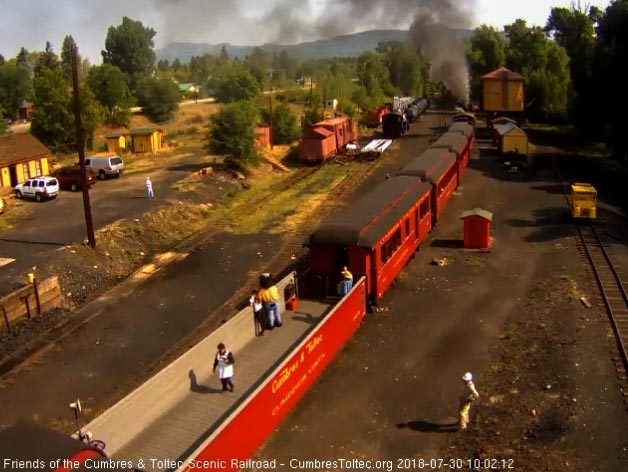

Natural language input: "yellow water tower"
[481,67,525,112]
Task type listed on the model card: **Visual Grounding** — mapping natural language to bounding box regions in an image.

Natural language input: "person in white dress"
[213,343,235,392]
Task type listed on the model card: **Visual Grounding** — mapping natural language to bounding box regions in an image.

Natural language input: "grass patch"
[0,200,34,234]
[462,254,488,267]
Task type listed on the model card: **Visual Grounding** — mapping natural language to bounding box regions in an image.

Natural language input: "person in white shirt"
[145,176,154,198]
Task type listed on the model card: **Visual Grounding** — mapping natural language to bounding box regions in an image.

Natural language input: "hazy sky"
[0,0,613,63]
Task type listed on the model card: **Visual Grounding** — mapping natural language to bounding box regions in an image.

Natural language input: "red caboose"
[397,148,458,224]
[365,106,389,128]
[306,176,432,303]
[299,116,358,163]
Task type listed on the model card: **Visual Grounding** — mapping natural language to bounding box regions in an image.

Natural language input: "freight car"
[306,176,433,303]
[382,111,409,139]
[404,99,428,123]
[365,106,389,128]
[299,116,358,163]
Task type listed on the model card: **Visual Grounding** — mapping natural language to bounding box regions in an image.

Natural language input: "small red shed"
[461,208,493,249]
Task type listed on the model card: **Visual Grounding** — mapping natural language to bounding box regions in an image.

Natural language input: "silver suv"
[84,156,125,180]
[14,177,60,202]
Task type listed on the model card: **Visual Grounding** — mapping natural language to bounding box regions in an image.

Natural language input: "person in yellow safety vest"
[459,372,480,430]
[259,284,282,329]
[339,266,353,297]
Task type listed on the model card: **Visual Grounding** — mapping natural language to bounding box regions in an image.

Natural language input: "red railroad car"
[0,421,134,472]
[365,106,389,127]
[431,131,471,178]
[448,122,475,150]
[306,176,432,303]
[397,148,458,223]
[299,116,358,163]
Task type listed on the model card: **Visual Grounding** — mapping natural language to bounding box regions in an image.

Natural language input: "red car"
[52,166,97,191]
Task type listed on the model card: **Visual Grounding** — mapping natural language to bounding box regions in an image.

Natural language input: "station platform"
[108,300,330,472]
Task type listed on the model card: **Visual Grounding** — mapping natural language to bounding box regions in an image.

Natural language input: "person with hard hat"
[459,372,480,430]
[339,266,353,296]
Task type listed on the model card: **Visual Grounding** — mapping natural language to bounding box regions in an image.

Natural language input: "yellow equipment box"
[571,183,597,219]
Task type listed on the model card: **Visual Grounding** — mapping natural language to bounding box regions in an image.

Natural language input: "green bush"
[260,103,300,145]
[207,101,258,168]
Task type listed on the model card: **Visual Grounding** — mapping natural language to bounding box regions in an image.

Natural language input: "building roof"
[397,148,457,184]
[308,176,431,248]
[492,116,517,125]
[105,132,125,139]
[129,127,161,136]
[448,122,474,137]
[0,133,50,167]
[315,116,350,127]
[461,208,493,221]
[495,122,526,137]
[19,100,33,109]
[178,83,197,92]
[481,67,524,81]
[431,132,468,154]
[308,126,335,138]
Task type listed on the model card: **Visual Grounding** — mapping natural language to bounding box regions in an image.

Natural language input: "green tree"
[0,60,33,119]
[136,76,180,122]
[466,25,508,101]
[505,19,571,120]
[87,64,134,126]
[219,45,229,66]
[546,5,601,131]
[34,41,60,76]
[596,0,628,159]
[0,54,5,66]
[261,102,299,145]
[208,101,258,168]
[30,68,74,147]
[209,62,260,103]
[60,35,78,81]
[189,53,218,85]
[377,41,427,96]
[102,17,157,92]
[244,48,270,85]
[77,83,104,150]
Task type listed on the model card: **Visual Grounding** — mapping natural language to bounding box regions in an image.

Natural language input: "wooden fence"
[0,277,62,332]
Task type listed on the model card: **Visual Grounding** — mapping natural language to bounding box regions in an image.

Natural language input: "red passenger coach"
[448,122,475,153]
[397,148,458,223]
[431,132,471,178]
[306,176,432,303]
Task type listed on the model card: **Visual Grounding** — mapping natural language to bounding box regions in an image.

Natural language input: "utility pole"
[71,44,96,248]
[309,77,313,108]
[269,93,274,150]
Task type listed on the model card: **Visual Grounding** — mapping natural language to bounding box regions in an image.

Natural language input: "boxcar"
[382,112,408,139]
[365,106,389,127]
[571,183,597,219]
[431,131,471,178]
[397,148,458,224]
[299,116,358,163]
[306,176,432,302]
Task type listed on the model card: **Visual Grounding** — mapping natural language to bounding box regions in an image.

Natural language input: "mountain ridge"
[156,29,472,63]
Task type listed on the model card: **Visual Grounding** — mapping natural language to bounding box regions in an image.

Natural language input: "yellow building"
[496,123,528,155]
[105,132,127,153]
[0,133,51,190]
[482,67,525,112]
[129,128,163,154]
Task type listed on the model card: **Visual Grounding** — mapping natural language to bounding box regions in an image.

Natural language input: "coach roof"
[397,148,457,183]
[308,176,431,248]
[447,122,474,138]
[430,132,468,154]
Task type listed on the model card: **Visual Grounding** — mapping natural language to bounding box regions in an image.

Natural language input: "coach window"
[405,218,410,237]
[420,199,429,219]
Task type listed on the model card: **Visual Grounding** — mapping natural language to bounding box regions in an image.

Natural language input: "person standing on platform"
[260,283,282,329]
[213,343,235,392]
[339,266,353,296]
[250,290,266,336]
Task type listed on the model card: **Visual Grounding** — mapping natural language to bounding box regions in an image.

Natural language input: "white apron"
[216,351,234,379]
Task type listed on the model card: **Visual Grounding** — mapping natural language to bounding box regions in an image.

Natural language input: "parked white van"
[84,156,125,179]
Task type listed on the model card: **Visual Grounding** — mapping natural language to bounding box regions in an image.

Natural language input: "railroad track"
[555,158,628,404]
